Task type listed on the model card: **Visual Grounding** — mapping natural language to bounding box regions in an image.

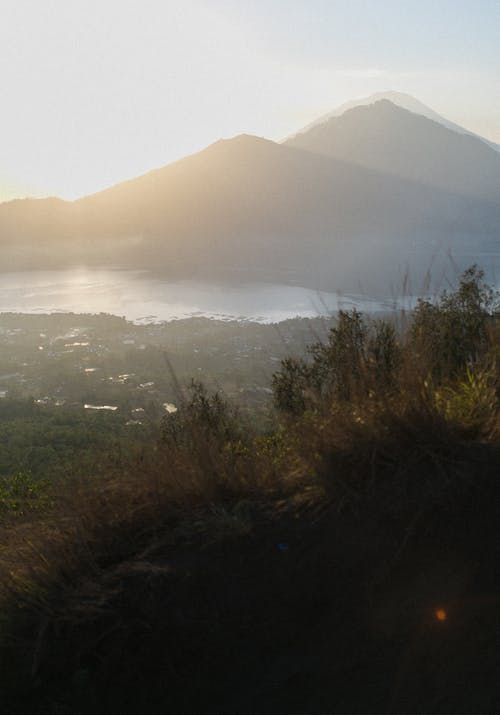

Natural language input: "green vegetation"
[273,265,497,417]
[0,472,51,516]
[0,268,498,714]
[0,403,148,480]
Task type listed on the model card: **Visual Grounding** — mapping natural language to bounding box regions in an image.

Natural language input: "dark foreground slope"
[1,410,499,715]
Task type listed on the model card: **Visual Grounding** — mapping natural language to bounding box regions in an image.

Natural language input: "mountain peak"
[288,91,500,152]
[209,134,277,151]
[284,94,500,202]
[197,134,281,164]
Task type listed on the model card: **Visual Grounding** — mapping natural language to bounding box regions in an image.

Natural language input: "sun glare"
[1,0,498,203]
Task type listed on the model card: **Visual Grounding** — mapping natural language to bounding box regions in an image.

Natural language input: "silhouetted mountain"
[285,100,500,201]
[289,91,500,153]
[1,126,499,294]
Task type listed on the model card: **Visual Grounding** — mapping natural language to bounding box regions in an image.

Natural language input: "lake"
[0,268,404,323]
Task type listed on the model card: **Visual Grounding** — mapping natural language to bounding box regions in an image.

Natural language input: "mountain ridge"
[285,99,500,202]
[1,101,499,293]
[287,90,500,153]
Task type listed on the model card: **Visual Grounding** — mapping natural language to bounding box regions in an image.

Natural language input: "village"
[0,312,334,422]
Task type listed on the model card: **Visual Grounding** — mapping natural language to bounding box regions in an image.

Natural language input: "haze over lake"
[0,268,408,323]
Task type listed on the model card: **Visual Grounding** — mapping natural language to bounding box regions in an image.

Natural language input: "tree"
[411,265,499,379]
[160,380,240,450]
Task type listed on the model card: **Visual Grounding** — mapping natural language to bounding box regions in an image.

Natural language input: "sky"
[1,0,499,202]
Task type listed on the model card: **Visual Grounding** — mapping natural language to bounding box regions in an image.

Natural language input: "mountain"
[285,99,500,202]
[1,121,499,294]
[288,90,500,153]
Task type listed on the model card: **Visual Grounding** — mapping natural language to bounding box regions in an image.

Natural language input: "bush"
[410,265,499,379]
[271,357,309,415]
[308,308,368,402]
[367,319,401,388]
[434,366,498,437]
[273,266,499,415]
[0,472,50,517]
[160,379,242,451]
[273,310,400,413]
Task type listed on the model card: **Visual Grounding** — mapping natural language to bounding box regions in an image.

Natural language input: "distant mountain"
[1,123,499,294]
[285,99,500,202]
[288,90,500,153]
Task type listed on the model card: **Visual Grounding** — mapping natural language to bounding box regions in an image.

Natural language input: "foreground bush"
[411,265,498,379]
[273,265,498,416]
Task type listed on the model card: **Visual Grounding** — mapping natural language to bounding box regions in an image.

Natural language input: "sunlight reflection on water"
[0,267,494,324]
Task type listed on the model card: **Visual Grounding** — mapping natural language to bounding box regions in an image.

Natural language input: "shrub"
[308,308,368,402]
[160,379,242,451]
[367,319,401,388]
[0,472,50,517]
[273,266,499,415]
[434,366,498,437]
[410,265,499,379]
[271,357,309,415]
[273,310,400,413]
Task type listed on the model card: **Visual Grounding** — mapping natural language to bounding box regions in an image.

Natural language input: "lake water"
[0,268,405,323]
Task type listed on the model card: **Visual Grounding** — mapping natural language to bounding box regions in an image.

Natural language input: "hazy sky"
[1,0,499,202]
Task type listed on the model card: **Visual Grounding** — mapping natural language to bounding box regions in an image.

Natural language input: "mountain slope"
[285,100,500,202]
[289,90,500,153]
[0,133,499,293]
